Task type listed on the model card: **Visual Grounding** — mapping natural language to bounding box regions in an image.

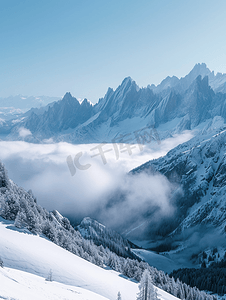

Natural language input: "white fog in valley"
[0,131,193,225]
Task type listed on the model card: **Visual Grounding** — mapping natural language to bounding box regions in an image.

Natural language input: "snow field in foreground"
[0,218,179,300]
[0,267,108,300]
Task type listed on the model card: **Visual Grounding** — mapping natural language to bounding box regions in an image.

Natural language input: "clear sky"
[1,0,226,103]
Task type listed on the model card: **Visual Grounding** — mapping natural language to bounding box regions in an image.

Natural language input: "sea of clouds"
[0,131,193,231]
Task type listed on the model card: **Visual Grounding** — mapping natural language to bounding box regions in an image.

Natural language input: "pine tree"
[0,256,3,268]
[45,269,53,282]
[117,291,122,300]
[137,269,159,300]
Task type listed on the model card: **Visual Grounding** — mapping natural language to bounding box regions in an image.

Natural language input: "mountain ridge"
[2,63,226,144]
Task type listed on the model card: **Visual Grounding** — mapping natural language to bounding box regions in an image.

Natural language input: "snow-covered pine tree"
[0,256,3,268]
[45,269,53,282]
[137,269,159,300]
[117,291,122,300]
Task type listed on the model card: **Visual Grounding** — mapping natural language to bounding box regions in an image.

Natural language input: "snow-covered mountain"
[0,95,60,139]
[3,63,226,143]
[149,62,226,94]
[77,217,139,259]
[22,93,94,139]
[127,127,226,260]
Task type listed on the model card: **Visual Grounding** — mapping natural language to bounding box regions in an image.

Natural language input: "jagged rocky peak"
[150,75,180,92]
[121,76,133,85]
[118,76,139,93]
[80,98,92,105]
[189,63,226,93]
[175,63,211,92]
[160,75,180,87]
[99,87,114,103]
[59,93,94,111]
[62,92,73,100]
[188,62,212,78]
[149,63,212,95]
[61,92,79,105]
[108,77,139,102]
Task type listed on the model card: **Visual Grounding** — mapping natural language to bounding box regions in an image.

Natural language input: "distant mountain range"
[0,95,60,137]
[0,95,60,111]
[1,63,226,143]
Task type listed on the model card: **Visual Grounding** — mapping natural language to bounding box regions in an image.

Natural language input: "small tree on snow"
[0,257,3,268]
[45,269,53,282]
[137,269,159,300]
[117,291,122,300]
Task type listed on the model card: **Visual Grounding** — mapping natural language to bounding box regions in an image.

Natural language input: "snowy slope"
[0,267,108,300]
[0,218,179,300]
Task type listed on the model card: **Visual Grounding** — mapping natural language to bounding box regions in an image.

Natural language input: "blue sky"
[0,0,226,103]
